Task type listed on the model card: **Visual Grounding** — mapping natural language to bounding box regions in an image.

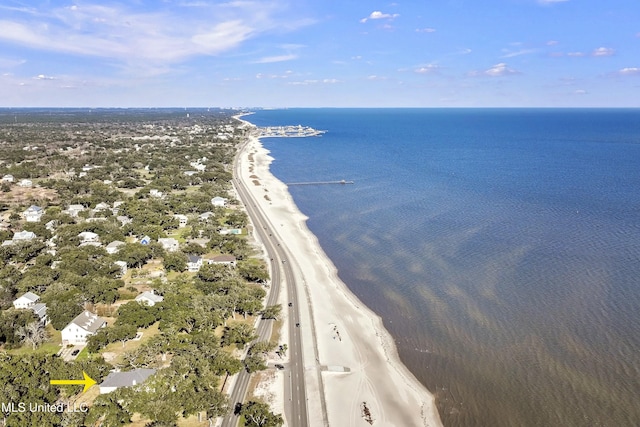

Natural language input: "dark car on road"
[71,349,80,356]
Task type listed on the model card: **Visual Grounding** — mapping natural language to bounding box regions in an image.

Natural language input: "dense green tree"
[238,261,269,283]
[240,401,284,427]
[163,251,187,272]
[116,301,160,328]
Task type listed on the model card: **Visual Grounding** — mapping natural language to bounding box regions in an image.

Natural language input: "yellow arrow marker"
[50,371,97,393]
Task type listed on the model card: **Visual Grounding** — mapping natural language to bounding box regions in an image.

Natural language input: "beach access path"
[235,116,443,427]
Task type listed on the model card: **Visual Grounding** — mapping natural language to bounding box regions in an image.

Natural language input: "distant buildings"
[149,189,164,199]
[22,205,44,222]
[1,174,14,183]
[106,240,125,254]
[174,214,188,228]
[61,311,106,346]
[158,237,179,252]
[211,196,227,207]
[18,179,33,188]
[13,230,36,241]
[65,204,85,218]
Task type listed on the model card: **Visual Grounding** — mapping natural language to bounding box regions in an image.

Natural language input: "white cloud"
[618,67,640,76]
[538,0,569,4]
[254,54,298,64]
[574,89,587,95]
[567,52,586,57]
[501,49,537,58]
[546,40,559,46]
[0,2,311,72]
[360,11,399,23]
[591,47,615,57]
[34,74,55,80]
[416,28,436,33]
[0,57,26,68]
[415,64,440,74]
[469,63,520,77]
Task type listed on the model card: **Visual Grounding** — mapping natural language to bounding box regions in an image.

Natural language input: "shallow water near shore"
[245,108,640,427]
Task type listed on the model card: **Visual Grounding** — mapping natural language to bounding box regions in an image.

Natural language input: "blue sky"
[1,0,639,107]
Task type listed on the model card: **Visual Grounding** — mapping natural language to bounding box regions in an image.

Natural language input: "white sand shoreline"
[235,115,442,427]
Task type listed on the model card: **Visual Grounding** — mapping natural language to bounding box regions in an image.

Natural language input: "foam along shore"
[235,116,443,427]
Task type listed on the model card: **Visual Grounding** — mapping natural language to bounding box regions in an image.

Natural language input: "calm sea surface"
[246,109,640,427]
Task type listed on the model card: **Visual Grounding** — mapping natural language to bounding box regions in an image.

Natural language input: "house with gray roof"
[30,303,48,324]
[61,311,106,345]
[13,292,40,309]
[135,290,164,306]
[23,205,44,222]
[187,255,203,272]
[99,368,156,394]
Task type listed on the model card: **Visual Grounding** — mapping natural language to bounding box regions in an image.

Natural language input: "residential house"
[45,220,57,231]
[99,369,156,394]
[158,237,179,252]
[106,240,125,254]
[18,179,32,188]
[78,231,100,244]
[183,171,198,177]
[65,204,86,218]
[61,311,106,346]
[1,174,14,183]
[114,261,128,276]
[211,196,227,207]
[199,211,214,222]
[206,254,237,267]
[139,235,151,245]
[174,214,188,228]
[116,215,132,226]
[23,205,44,222]
[13,230,36,241]
[13,292,40,309]
[186,255,203,272]
[189,161,206,171]
[149,189,164,199]
[135,290,164,306]
[30,303,48,324]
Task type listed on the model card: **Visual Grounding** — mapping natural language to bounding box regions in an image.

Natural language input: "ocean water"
[246,109,640,427]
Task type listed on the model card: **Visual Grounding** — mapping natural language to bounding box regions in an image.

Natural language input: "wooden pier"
[286,179,354,186]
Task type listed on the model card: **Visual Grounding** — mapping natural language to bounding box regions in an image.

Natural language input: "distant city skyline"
[1,0,639,107]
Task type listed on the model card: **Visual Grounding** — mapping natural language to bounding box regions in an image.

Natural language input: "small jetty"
[257,125,326,138]
[286,179,354,186]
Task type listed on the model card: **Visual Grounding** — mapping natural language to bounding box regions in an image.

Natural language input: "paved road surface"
[220,134,309,427]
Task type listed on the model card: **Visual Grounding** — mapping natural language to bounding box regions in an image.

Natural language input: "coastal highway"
[220,132,309,427]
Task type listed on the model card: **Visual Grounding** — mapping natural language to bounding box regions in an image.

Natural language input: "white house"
[187,255,203,272]
[106,240,125,254]
[114,261,128,276]
[23,205,44,222]
[116,216,132,226]
[45,220,57,231]
[30,303,48,324]
[1,174,14,183]
[199,211,214,222]
[139,235,151,245]
[206,254,237,267]
[135,290,164,306]
[211,196,227,207]
[78,231,100,243]
[13,230,36,241]
[18,179,33,188]
[183,171,198,177]
[158,237,179,252]
[149,189,164,199]
[174,214,188,228]
[13,292,40,309]
[189,161,206,171]
[65,204,85,218]
[61,311,106,346]
[99,369,156,394]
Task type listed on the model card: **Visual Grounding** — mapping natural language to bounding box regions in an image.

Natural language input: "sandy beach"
[235,116,443,427]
